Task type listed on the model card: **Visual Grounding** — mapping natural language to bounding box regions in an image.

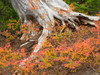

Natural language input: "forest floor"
[0,23,100,75]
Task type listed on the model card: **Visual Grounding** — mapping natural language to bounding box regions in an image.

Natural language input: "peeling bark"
[11,0,100,74]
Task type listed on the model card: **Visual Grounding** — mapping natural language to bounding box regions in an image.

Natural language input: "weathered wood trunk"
[11,0,100,41]
[11,0,100,74]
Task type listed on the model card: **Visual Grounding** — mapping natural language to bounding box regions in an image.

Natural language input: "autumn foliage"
[0,19,100,74]
[0,1,100,75]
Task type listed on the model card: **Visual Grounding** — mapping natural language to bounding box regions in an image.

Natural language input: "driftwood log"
[11,0,100,74]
